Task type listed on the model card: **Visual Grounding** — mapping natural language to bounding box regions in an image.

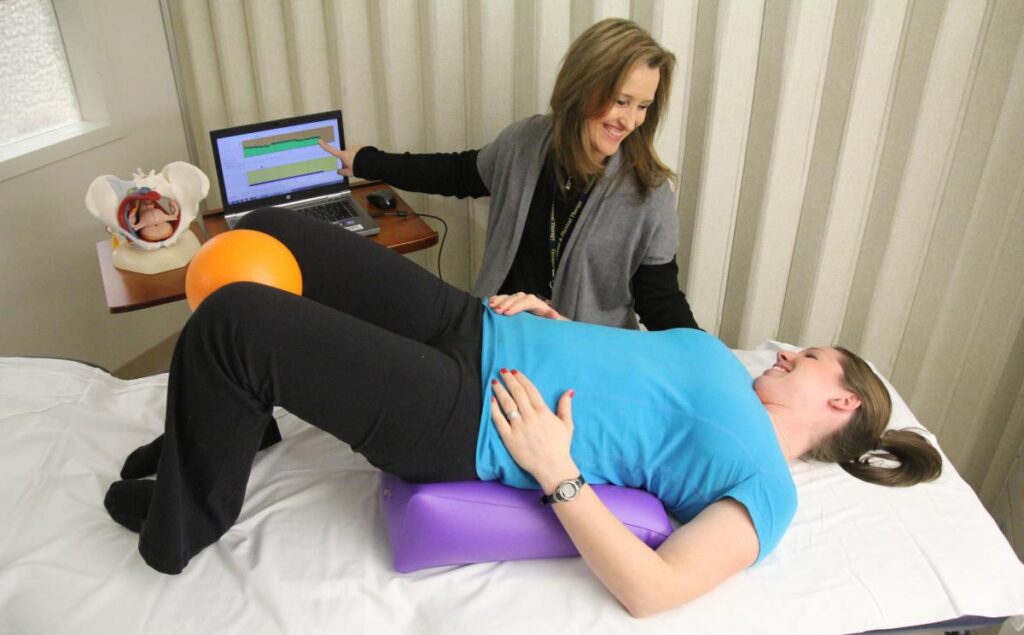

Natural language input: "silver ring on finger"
[507,410,521,421]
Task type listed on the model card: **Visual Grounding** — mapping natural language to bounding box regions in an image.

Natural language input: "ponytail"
[804,347,942,487]
[839,428,942,487]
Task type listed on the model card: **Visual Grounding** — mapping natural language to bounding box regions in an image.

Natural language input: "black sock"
[104,479,155,534]
[120,435,164,479]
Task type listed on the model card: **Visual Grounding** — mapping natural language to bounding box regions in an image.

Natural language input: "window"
[0,0,122,182]
[0,0,82,147]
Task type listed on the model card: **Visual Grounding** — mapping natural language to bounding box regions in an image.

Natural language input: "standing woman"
[322,18,696,330]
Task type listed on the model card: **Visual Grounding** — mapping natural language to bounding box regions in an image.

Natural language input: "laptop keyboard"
[302,198,359,223]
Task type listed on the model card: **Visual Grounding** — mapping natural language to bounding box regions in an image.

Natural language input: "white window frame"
[0,0,125,182]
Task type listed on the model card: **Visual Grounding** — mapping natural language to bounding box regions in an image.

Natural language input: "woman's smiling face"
[753,348,855,411]
[585,63,660,163]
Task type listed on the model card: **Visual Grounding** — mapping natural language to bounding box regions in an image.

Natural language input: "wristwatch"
[540,475,586,505]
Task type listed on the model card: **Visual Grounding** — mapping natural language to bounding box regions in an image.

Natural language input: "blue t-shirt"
[475,306,797,562]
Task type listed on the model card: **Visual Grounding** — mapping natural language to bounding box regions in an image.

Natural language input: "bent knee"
[234,207,285,233]
[192,281,278,325]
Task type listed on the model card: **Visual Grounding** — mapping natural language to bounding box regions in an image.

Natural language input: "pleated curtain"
[165,0,1024,514]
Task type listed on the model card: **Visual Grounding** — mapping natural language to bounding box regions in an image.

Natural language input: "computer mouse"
[367,189,396,210]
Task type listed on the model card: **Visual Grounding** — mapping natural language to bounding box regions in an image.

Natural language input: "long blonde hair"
[804,347,942,487]
[548,18,676,198]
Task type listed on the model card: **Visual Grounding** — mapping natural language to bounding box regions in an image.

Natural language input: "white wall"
[0,0,191,374]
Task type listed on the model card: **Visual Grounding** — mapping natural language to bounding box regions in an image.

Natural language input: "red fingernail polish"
[492,379,498,385]
[500,368,508,374]
[569,389,575,398]
[511,369,519,375]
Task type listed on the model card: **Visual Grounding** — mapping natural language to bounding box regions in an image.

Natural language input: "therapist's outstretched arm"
[490,370,759,617]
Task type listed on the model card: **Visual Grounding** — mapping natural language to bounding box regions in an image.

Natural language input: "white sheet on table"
[0,349,1022,635]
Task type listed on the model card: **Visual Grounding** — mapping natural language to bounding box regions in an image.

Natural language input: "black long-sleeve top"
[354,147,700,331]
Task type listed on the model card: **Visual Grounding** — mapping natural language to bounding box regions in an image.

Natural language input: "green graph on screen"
[242,126,336,158]
[243,137,320,157]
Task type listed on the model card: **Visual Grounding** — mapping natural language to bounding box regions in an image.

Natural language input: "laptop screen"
[210,111,347,211]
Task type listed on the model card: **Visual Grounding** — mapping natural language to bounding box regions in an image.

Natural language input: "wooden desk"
[96,184,436,313]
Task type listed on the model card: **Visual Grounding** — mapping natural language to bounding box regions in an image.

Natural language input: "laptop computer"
[209,110,380,236]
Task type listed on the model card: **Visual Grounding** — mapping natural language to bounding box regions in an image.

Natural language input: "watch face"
[556,480,580,501]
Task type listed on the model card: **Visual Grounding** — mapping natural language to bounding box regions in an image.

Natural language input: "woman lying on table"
[104,210,941,617]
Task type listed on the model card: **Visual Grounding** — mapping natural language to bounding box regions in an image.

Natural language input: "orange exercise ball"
[185,229,303,311]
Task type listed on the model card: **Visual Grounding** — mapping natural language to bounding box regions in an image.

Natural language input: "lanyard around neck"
[548,184,594,291]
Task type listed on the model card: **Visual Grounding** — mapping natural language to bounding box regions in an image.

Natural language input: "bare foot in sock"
[104,479,155,533]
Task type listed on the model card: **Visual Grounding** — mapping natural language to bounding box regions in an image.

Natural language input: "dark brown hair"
[548,18,676,198]
[803,347,942,487]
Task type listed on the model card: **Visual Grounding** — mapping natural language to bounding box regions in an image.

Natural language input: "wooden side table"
[96,184,437,313]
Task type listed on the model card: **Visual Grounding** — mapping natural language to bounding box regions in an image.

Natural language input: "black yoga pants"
[134,207,484,573]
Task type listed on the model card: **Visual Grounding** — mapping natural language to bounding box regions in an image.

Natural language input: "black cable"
[415,213,448,283]
[372,210,448,282]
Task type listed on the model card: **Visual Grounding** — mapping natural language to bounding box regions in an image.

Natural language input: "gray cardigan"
[473,115,679,329]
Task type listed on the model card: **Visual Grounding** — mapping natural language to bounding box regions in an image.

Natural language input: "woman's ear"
[829,392,861,413]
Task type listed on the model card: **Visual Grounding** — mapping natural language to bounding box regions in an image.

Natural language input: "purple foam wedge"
[380,475,673,573]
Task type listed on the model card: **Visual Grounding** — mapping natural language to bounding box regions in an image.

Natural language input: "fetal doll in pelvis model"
[86,162,209,274]
[128,195,179,242]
